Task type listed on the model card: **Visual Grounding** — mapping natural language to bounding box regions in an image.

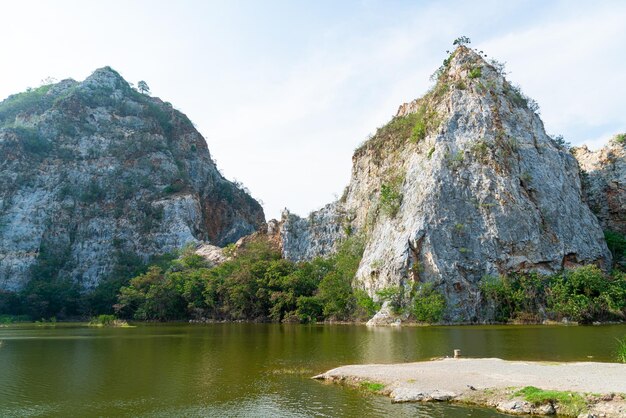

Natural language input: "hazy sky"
[1,0,625,220]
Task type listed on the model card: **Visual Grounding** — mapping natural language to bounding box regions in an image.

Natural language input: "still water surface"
[0,323,624,417]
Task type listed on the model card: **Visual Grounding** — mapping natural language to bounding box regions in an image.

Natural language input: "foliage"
[479,273,546,323]
[411,283,446,322]
[0,314,30,324]
[515,386,587,416]
[80,179,105,203]
[117,266,185,320]
[144,102,173,136]
[617,337,626,363]
[0,84,53,126]
[410,104,439,143]
[453,36,471,46]
[84,251,153,315]
[615,133,626,145]
[114,235,367,323]
[12,127,53,156]
[379,179,403,218]
[137,80,150,95]
[547,266,626,322]
[468,67,482,79]
[354,289,380,319]
[480,266,626,323]
[18,243,81,319]
[360,381,385,392]
[470,139,489,163]
[163,181,185,194]
[550,134,571,150]
[604,230,626,268]
[89,314,116,326]
[376,286,403,313]
[356,102,439,156]
[504,82,540,113]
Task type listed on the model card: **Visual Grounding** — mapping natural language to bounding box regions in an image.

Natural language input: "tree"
[137,80,150,95]
[453,36,471,46]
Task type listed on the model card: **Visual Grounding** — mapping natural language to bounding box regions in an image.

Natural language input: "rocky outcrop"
[0,67,264,290]
[572,137,626,235]
[281,46,610,321]
[280,204,346,262]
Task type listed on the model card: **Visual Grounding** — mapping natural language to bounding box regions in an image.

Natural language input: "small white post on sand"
[454,349,461,358]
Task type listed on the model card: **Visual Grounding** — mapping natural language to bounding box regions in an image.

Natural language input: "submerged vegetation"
[88,314,129,327]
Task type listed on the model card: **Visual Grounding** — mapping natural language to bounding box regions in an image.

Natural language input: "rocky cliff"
[280,46,611,321]
[572,136,626,236]
[0,68,264,291]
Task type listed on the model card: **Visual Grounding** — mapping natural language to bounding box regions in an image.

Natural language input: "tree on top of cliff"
[137,80,150,95]
[453,36,471,46]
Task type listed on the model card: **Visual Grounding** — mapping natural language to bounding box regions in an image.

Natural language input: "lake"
[1,323,625,417]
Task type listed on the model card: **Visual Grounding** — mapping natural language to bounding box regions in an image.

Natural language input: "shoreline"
[313,358,626,417]
[2,317,625,327]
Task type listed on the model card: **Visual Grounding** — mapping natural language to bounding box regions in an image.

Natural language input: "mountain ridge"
[0,66,264,291]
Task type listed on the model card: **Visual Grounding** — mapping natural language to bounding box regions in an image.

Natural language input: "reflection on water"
[0,323,624,417]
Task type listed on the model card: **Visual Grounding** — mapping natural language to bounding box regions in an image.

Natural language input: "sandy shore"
[313,358,626,417]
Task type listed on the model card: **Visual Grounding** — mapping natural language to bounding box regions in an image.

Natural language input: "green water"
[0,323,624,417]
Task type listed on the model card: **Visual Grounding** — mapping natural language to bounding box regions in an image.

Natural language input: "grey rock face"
[572,138,626,235]
[281,47,610,321]
[0,67,264,290]
[280,204,346,262]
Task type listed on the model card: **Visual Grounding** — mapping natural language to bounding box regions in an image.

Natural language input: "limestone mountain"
[573,136,626,236]
[0,67,264,291]
[280,46,611,321]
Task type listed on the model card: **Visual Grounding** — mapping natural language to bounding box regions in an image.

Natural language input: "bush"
[615,133,625,145]
[117,266,186,321]
[380,176,404,218]
[410,104,439,143]
[605,230,626,268]
[468,67,482,79]
[412,283,446,322]
[547,265,624,322]
[296,296,323,322]
[480,272,546,322]
[89,314,116,326]
[163,181,185,194]
[617,337,626,363]
[354,289,380,319]
[481,266,626,323]
[376,286,403,313]
[0,85,53,126]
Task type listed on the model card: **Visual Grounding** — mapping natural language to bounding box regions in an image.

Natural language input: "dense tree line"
[114,235,378,322]
[1,230,625,324]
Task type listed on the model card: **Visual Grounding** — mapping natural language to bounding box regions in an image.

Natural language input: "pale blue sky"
[1,0,625,219]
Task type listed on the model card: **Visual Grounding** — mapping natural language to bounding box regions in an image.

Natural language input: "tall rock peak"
[82,66,130,90]
[281,45,611,321]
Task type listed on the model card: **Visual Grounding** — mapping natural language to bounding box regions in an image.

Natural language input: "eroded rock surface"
[572,138,626,235]
[281,46,611,321]
[0,68,264,290]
